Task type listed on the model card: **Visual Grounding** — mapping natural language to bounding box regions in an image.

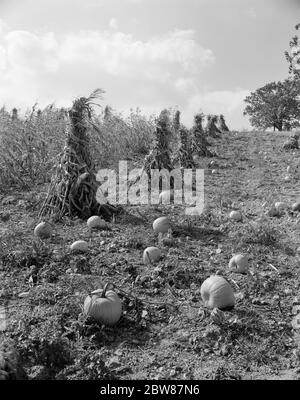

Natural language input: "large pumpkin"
[34,221,52,239]
[229,211,242,222]
[143,247,161,265]
[228,254,249,274]
[87,216,106,229]
[70,240,88,252]
[153,217,171,234]
[201,275,235,310]
[84,283,122,325]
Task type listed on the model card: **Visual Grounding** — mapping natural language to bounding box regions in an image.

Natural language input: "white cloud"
[0,27,215,110]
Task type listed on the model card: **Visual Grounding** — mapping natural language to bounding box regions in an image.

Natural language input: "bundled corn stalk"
[283,132,299,150]
[130,110,174,192]
[191,114,214,157]
[218,114,230,132]
[205,114,221,138]
[39,89,121,221]
[141,109,173,174]
[175,126,195,168]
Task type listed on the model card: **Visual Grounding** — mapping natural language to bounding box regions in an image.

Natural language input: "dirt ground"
[1,129,300,380]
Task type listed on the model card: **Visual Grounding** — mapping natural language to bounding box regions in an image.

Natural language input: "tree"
[285,23,300,78]
[243,79,300,131]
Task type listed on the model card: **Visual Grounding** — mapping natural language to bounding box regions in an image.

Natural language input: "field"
[1,127,300,380]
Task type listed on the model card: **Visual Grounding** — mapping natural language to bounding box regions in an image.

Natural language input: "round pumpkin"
[292,202,300,212]
[159,190,174,205]
[70,240,88,252]
[228,254,249,274]
[34,221,52,239]
[84,283,122,325]
[201,275,235,310]
[143,247,161,265]
[87,216,106,230]
[274,202,287,212]
[153,217,171,234]
[284,175,291,182]
[229,211,242,222]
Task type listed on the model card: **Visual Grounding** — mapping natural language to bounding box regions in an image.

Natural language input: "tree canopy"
[243,79,300,131]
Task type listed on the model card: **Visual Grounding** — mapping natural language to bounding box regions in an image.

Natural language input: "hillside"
[1,129,300,380]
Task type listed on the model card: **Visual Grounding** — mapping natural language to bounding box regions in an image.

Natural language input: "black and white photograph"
[0,0,300,387]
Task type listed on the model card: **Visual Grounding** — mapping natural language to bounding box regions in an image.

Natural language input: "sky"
[0,0,299,129]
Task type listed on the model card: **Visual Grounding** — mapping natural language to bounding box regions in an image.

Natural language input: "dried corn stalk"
[191,114,214,157]
[206,114,221,138]
[219,114,230,132]
[39,89,121,220]
[175,126,195,168]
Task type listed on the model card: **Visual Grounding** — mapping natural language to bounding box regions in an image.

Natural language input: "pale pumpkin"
[284,175,291,182]
[70,240,88,252]
[34,221,52,239]
[201,275,235,310]
[143,247,161,265]
[87,215,106,229]
[159,190,174,205]
[292,202,300,212]
[228,254,249,274]
[84,283,122,325]
[153,217,171,234]
[274,202,287,212]
[229,211,242,222]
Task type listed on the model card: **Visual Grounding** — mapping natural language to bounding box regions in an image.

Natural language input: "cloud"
[0,27,215,110]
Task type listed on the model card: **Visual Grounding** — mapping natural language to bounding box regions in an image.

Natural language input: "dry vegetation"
[1,102,300,380]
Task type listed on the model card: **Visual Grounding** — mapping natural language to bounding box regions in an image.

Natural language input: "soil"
[1,130,300,380]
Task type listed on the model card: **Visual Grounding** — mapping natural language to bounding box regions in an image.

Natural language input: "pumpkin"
[159,190,174,205]
[229,211,242,222]
[153,217,171,234]
[274,202,287,212]
[83,283,122,325]
[87,215,106,230]
[292,202,300,212]
[143,247,161,265]
[201,275,235,310]
[228,254,249,274]
[284,175,291,182]
[34,221,52,239]
[70,240,88,252]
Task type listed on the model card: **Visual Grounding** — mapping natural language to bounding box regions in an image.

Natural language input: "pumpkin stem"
[101,282,112,297]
